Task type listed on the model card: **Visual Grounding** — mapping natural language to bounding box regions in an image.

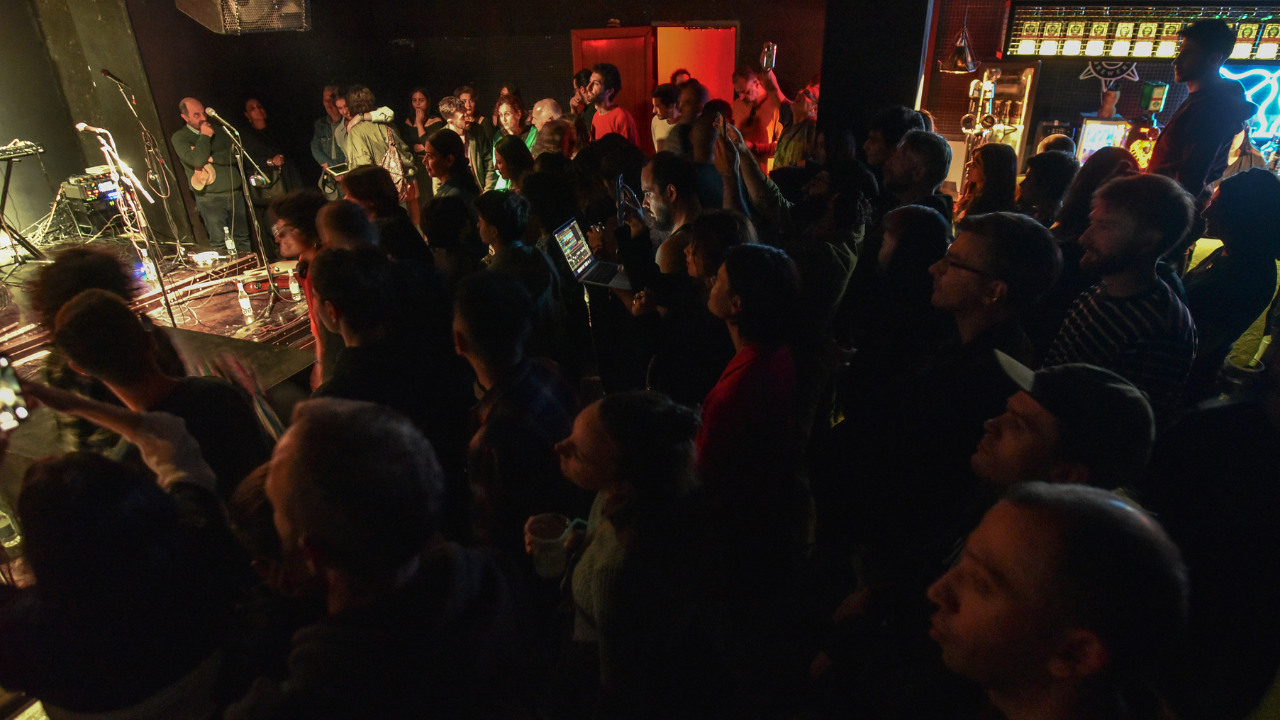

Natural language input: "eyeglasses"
[941,252,999,280]
[272,224,297,239]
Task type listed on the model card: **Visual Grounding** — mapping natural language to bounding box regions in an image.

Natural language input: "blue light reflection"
[1222,66,1280,138]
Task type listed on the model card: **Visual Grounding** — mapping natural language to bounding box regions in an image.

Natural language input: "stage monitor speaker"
[176,0,310,35]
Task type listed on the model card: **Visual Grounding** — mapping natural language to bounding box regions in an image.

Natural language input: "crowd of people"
[1,18,1279,720]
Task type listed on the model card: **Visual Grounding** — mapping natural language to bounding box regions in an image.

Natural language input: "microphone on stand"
[204,107,239,134]
[207,109,266,185]
[74,122,109,134]
[100,69,130,89]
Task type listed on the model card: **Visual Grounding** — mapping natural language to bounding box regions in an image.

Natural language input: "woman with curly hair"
[492,93,537,190]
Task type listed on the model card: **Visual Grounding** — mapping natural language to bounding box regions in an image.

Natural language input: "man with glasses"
[834,211,1062,627]
[268,189,342,387]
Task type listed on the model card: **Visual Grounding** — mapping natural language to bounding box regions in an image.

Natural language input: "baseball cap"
[995,350,1155,490]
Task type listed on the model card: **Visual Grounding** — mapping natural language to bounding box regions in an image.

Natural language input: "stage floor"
[0,237,316,514]
[0,236,315,374]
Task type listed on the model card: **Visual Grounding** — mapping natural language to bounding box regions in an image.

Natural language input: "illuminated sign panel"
[1009,7,1280,62]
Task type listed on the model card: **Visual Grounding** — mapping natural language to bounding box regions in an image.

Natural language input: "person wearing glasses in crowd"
[773,81,820,169]
[832,213,1063,633]
[268,190,341,387]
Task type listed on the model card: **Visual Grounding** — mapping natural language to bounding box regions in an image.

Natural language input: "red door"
[657,26,738,109]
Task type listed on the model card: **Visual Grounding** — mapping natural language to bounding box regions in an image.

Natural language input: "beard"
[651,204,675,233]
[1079,243,1144,276]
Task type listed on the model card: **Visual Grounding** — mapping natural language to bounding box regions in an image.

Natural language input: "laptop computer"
[553,219,631,290]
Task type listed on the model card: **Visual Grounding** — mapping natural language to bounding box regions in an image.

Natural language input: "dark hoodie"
[225,543,524,719]
[1148,77,1257,196]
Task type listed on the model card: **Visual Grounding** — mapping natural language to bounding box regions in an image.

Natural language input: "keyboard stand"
[0,157,47,263]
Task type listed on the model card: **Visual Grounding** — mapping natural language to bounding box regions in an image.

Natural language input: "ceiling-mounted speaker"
[176,0,310,35]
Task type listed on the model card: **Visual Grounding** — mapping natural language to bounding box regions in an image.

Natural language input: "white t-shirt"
[651,115,677,150]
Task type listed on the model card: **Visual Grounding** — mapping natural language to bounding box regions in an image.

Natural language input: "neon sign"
[1221,66,1280,139]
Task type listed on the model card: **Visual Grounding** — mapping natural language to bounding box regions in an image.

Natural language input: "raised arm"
[725,123,773,206]
[20,381,217,493]
[759,45,790,107]
[713,129,750,216]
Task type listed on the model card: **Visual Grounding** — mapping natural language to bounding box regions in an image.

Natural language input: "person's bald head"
[317,200,378,251]
[179,97,207,128]
[530,99,562,131]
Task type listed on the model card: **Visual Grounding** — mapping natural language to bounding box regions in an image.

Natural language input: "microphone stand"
[104,74,191,261]
[92,130,177,327]
[210,117,283,322]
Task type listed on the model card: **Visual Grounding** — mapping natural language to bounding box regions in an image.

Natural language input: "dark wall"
[0,0,86,236]
[124,0,825,243]
[33,0,193,246]
[821,0,935,147]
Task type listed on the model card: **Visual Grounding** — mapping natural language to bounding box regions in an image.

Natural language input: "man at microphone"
[171,97,250,253]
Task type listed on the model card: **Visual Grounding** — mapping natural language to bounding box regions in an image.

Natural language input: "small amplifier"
[243,275,292,295]
[61,170,122,234]
[240,264,296,295]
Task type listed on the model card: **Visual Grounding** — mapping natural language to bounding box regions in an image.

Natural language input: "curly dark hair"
[591,63,622,100]
[596,391,700,498]
[687,210,758,281]
[422,195,479,252]
[268,189,328,246]
[720,244,801,346]
[341,165,400,217]
[30,248,137,330]
[474,190,531,245]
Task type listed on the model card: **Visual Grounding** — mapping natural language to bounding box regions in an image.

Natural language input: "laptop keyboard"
[581,263,619,285]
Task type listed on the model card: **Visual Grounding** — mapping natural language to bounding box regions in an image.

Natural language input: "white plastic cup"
[527,513,574,578]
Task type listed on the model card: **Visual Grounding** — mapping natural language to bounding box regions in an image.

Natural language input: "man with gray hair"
[310,85,346,200]
[529,99,562,133]
[228,398,519,719]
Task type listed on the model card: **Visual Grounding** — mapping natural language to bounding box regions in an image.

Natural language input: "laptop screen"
[553,219,594,275]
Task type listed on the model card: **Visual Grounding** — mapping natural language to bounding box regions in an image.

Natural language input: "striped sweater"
[1045,280,1197,422]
